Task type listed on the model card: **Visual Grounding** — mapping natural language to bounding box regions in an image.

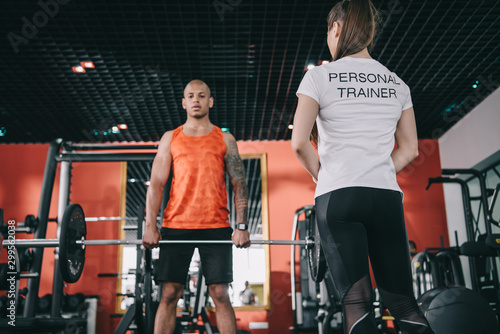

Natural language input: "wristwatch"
[236,223,248,231]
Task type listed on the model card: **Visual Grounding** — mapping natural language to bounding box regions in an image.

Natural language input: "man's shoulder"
[160,130,175,143]
[221,131,236,143]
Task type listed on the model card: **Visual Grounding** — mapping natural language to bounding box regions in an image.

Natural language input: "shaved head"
[184,79,211,97]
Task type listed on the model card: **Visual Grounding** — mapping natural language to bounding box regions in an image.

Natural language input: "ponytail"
[327,0,380,61]
[310,0,379,148]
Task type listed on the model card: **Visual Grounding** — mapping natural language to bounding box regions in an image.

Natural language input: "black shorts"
[156,227,233,285]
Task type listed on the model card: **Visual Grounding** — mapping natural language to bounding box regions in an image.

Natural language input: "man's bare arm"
[143,131,173,248]
[224,133,248,225]
[223,133,250,248]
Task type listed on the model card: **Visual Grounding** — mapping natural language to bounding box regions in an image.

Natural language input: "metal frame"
[442,169,500,289]
[51,148,72,317]
[428,176,480,292]
[15,139,307,322]
[24,139,62,317]
[289,206,314,323]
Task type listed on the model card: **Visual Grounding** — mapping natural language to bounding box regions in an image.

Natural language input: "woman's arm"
[392,107,419,173]
[291,94,321,181]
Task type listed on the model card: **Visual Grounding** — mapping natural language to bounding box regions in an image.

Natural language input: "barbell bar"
[4,239,309,247]
[85,216,144,222]
[3,204,317,285]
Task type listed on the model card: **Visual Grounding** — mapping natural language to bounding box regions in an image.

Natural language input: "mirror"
[116,153,270,312]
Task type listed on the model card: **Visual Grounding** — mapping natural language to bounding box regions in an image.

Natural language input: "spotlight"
[80,61,95,69]
[72,66,86,73]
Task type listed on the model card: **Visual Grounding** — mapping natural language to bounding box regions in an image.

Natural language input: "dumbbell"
[64,293,85,312]
[19,248,34,272]
[1,212,40,235]
[37,294,52,313]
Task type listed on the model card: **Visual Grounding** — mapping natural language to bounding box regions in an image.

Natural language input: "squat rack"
[428,168,500,298]
[23,139,159,318]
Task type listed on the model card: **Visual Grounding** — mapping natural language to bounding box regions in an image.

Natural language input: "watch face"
[237,223,247,230]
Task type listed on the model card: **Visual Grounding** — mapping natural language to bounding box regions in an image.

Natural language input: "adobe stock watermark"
[5,220,18,327]
[104,64,170,118]
[378,0,404,20]
[438,73,499,141]
[242,112,292,154]
[7,0,72,54]
[113,64,171,111]
[81,118,120,143]
[80,64,170,142]
[213,0,242,22]
[63,299,89,333]
[400,73,499,178]
[372,0,405,48]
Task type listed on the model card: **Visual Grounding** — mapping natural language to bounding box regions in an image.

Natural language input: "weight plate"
[306,207,326,282]
[59,204,87,283]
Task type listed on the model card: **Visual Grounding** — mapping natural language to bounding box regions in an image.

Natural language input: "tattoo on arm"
[225,138,248,224]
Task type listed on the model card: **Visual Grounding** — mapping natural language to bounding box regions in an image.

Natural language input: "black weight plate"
[59,204,86,283]
[307,207,327,282]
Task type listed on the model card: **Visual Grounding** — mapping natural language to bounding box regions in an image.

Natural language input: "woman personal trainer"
[291,1,435,333]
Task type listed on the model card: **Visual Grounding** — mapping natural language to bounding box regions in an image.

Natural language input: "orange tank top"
[162,125,230,229]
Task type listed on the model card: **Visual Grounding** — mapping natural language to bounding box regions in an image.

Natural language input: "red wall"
[0,139,447,333]
[0,144,122,333]
[397,139,449,251]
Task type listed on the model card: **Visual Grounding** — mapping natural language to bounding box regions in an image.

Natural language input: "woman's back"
[297,56,412,197]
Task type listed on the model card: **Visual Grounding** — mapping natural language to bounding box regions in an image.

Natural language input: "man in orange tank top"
[143,79,250,334]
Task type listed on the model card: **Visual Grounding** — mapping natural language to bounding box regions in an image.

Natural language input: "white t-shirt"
[296,57,413,198]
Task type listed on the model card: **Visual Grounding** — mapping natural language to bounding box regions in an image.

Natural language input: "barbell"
[1,208,152,237]
[3,204,322,284]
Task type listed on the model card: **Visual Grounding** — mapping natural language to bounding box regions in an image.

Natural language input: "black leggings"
[315,187,435,334]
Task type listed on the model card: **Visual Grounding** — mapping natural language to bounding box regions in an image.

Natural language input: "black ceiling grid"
[0,0,499,144]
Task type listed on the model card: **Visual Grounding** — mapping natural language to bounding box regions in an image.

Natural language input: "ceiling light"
[288,124,294,129]
[72,66,86,73]
[80,61,95,69]
[307,64,315,70]
[322,60,330,65]
[118,124,128,130]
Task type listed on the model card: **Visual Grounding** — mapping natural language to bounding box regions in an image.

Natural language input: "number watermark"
[5,220,17,326]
